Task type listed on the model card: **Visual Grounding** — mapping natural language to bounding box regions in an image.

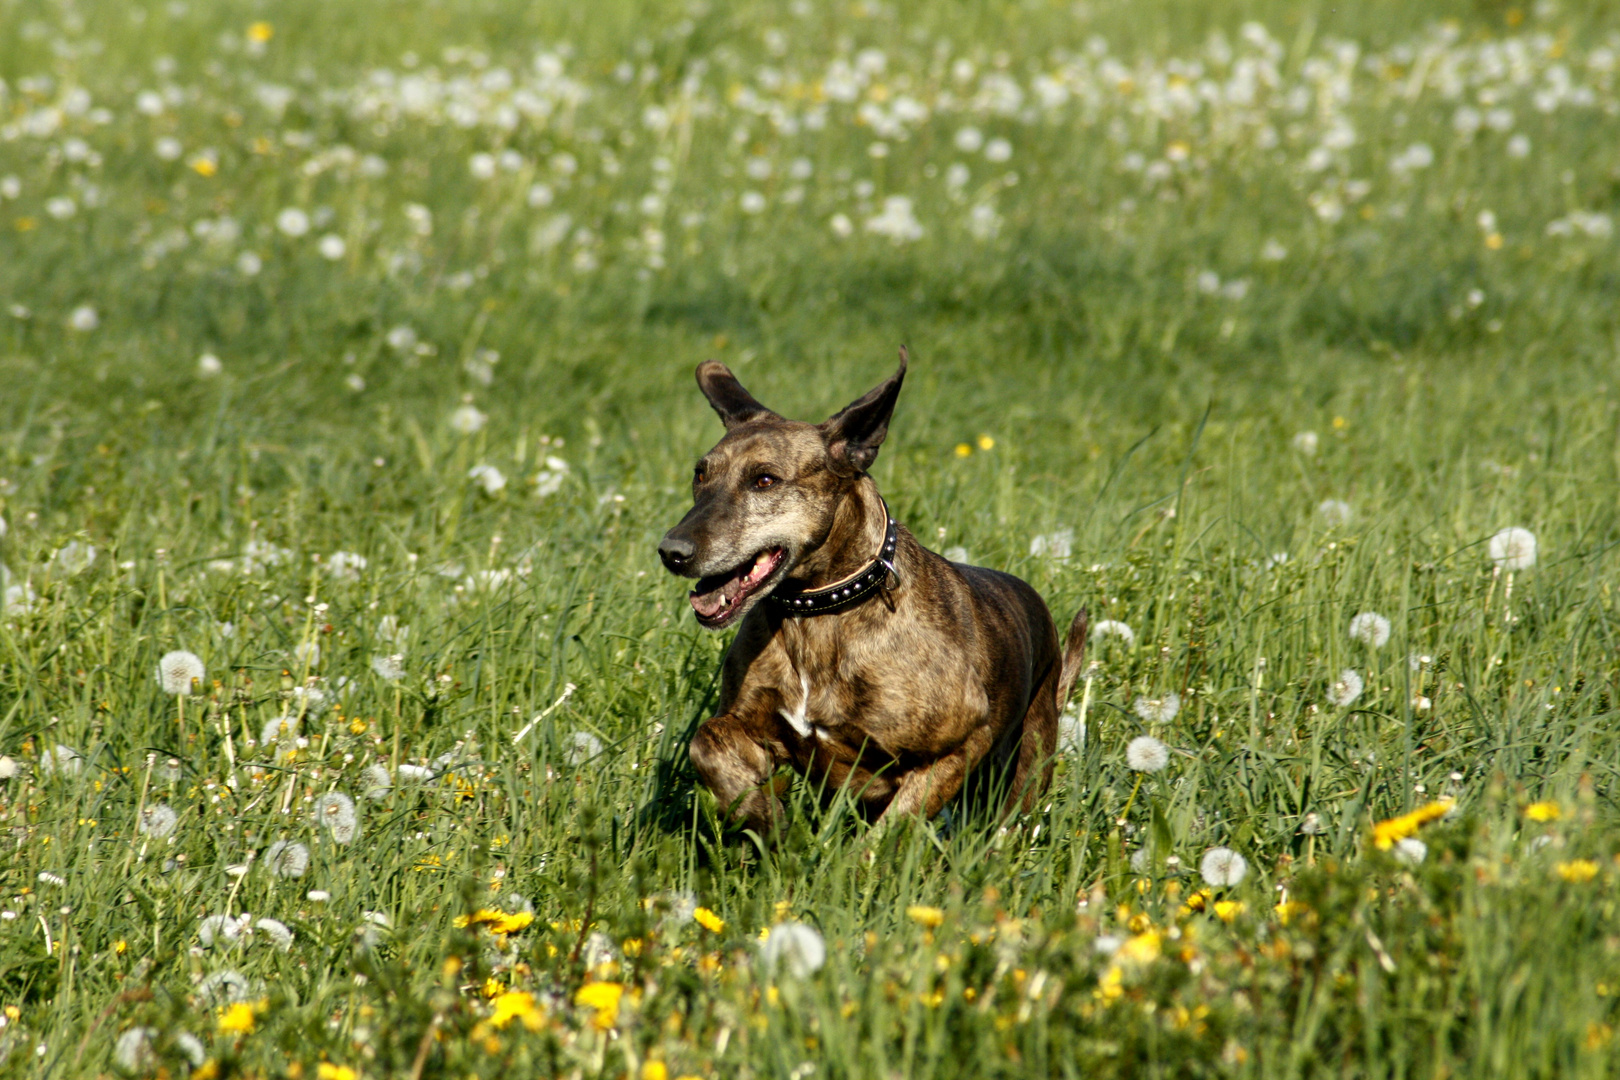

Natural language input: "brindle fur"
[659,348,1089,837]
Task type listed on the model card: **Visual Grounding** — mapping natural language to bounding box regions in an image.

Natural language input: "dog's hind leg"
[1004,660,1060,816]
[689,715,782,836]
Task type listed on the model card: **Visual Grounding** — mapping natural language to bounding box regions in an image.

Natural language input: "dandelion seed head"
[197,352,223,377]
[759,921,826,978]
[38,745,83,779]
[138,803,179,838]
[1489,526,1537,571]
[313,791,358,842]
[362,763,393,800]
[1393,837,1427,866]
[1348,611,1391,649]
[114,1027,157,1072]
[1328,668,1364,708]
[567,730,603,766]
[1292,430,1319,456]
[1199,847,1248,888]
[1125,735,1169,773]
[253,917,294,951]
[275,207,310,237]
[1029,529,1074,560]
[197,969,255,1005]
[1316,499,1353,527]
[468,463,506,496]
[198,913,251,949]
[1091,619,1135,646]
[68,305,100,332]
[1057,706,1085,754]
[157,650,206,695]
[264,840,310,879]
[450,404,488,435]
[1133,693,1181,725]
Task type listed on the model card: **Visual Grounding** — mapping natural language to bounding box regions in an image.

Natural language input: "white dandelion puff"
[288,684,330,717]
[52,541,96,576]
[307,890,331,903]
[1300,812,1323,835]
[385,325,418,352]
[263,840,310,879]
[397,763,435,784]
[759,922,826,979]
[197,352,223,377]
[68,305,100,332]
[468,463,506,496]
[260,714,299,748]
[1133,693,1181,725]
[38,745,84,779]
[326,551,367,582]
[317,234,346,260]
[1029,529,1073,560]
[1090,620,1135,647]
[371,654,405,681]
[1316,499,1353,527]
[173,1033,206,1068]
[1199,847,1248,888]
[449,404,487,435]
[1348,612,1392,649]
[157,650,206,695]
[362,763,393,800]
[313,791,359,844]
[864,196,924,243]
[1125,735,1170,773]
[1292,431,1319,456]
[275,207,310,237]
[1328,669,1364,708]
[1393,838,1427,866]
[567,730,604,766]
[292,640,321,668]
[376,615,409,647]
[253,918,294,951]
[198,913,251,949]
[197,969,256,1005]
[1488,527,1537,571]
[533,456,570,497]
[138,804,179,838]
[114,1027,157,1072]
[1057,706,1085,754]
[356,911,391,948]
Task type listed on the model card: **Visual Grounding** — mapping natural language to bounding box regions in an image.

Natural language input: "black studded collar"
[767,512,899,617]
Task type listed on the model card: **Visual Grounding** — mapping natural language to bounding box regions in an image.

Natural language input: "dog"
[658,348,1089,838]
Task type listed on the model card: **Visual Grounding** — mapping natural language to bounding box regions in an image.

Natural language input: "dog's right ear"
[696,361,777,429]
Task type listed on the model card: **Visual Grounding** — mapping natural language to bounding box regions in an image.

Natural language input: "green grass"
[3,0,1620,1075]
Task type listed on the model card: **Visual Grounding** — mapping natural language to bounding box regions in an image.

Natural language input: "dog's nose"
[659,535,696,572]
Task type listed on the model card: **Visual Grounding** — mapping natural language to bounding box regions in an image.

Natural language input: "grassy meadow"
[4,0,1620,1074]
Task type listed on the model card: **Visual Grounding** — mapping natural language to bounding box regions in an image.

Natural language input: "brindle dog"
[658,348,1088,837]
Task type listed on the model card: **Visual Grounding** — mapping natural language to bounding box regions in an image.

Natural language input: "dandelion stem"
[1119,773,1144,824]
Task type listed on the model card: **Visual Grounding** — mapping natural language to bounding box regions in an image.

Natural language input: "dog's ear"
[821,346,908,476]
[696,361,777,429]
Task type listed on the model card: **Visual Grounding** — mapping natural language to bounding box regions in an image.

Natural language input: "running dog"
[658,348,1088,837]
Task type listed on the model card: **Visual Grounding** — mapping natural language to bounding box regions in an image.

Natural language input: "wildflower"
[1316,499,1353,527]
[760,922,826,978]
[1116,929,1160,965]
[38,745,84,779]
[534,455,571,496]
[574,982,624,1030]
[1133,693,1181,724]
[307,890,330,902]
[327,551,367,581]
[114,1027,157,1072]
[264,840,309,878]
[455,909,535,935]
[1199,847,1248,888]
[293,641,321,668]
[199,914,250,948]
[317,1066,358,1080]
[1392,838,1427,866]
[68,305,100,332]
[1488,526,1537,571]
[1525,801,1562,822]
[955,127,984,152]
[1371,798,1454,850]
[37,872,65,887]
[1091,620,1135,647]
[1558,859,1600,883]
[566,730,603,765]
[1348,612,1391,648]
[371,654,405,681]
[450,404,488,435]
[693,907,725,933]
[157,650,206,695]
[487,991,544,1031]
[138,804,179,838]
[254,918,294,951]
[906,905,945,928]
[197,353,223,377]
[275,208,310,237]
[216,1001,258,1035]
[1327,669,1364,708]
[247,21,273,42]
[984,137,1013,162]
[198,970,255,1006]
[359,763,393,800]
[864,196,924,243]
[829,213,854,238]
[468,464,506,496]
[398,763,435,783]
[1292,431,1319,455]
[1300,812,1323,835]
[317,234,346,260]
[313,791,360,844]
[260,714,299,748]
[1125,735,1169,773]
[1057,705,1085,754]
[1214,900,1245,922]
[1029,529,1073,559]
[386,325,418,352]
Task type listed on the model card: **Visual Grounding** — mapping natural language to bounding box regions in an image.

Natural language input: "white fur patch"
[778,671,812,738]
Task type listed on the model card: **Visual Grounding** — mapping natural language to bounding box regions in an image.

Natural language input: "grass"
[2,0,1620,1075]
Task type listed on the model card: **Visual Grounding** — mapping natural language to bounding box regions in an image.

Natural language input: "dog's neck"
[787,478,889,589]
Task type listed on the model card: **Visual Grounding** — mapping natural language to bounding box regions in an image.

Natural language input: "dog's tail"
[1054,607,1090,713]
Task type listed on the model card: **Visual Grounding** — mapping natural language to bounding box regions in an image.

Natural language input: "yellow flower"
[641,1063,669,1080]
[906,905,945,928]
[1213,901,1245,923]
[1525,801,1562,822]
[483,977,505,998]
[1094,964,1124,1001]
[1558,859,1600,883]
[1179,888,1212,916]
[1371,799,1453,850]
[488,991,545,1031]
[954,443,972,458]
[1485,232,1504,250]
[454,908,534,934]
[192,1062,220,1080]
[1117,930,1160,966]
[113,939,128,954]
[693,907,725,933]
[217,1001,258,1034]
[247,21,274,42]
[574,981,624,1030]
[976,435,995,451]
[1274,900,1311,926]
[190,157,217,178]
[316,1065,357,1080]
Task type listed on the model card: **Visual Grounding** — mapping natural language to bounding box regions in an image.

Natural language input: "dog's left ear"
[821,346,908,476]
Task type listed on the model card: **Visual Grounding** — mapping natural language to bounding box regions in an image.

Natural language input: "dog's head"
[658,349,908,629]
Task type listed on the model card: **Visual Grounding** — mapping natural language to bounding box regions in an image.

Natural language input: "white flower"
[759,921,826,978]
[376,615,410,647]
[1125,735,1169,773]
[264,840,310,878]
[1316,499,1353,527]
[253,917,294,951]
[385,325,418,352]
[1057,705,1085,754]
[954,126,984,153]
[236,251,263,276]
[533,456,570,497]
[397,763,435,784]
[1090,620,1135,647]
[53,541,96,575]
[864,196,924,243]
[157,650,206,695]
[173,1033,206,1068]
[317,233,346,260]
[468,152,497,179]
[1392,837,1426,866]
[313,791,359,844]
[1328,668,1364,708]
[740,191,767,214]
[1199,847,1248,888]
[68,304,99,331]
[1348,612,1391,649]
[45,196,76,220]
[199,913,251,948]
[1488,526,1537,571]
[1133,693,1181,724]
[138,804,179,838]
[293,640,321,668]
[371,654,405,681]
[275,207,310,237]
[829,213,854,238]
[1292,431,1318,456]
[450,404,487,435]
[984,137,1012,162]
[197,969,255,1005]
[363,763,393,799]
[327,550,367,581]
[1299,812,1323,835]
[260,714,299,748]
[1029,529,1073,560]
[567,730,603,765]
[289,684,329,717]
[114,1027,157,1072]
[468,463,506,496]
[197,352,223,376]
[38,745,83,779]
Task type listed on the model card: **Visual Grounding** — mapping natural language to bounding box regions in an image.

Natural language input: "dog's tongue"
[690,550,778,618]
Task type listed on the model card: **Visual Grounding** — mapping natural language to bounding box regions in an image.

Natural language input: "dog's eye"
[693,466,707,485]
[754,474,778,490]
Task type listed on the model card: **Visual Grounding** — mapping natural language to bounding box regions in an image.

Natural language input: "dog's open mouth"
[690,547,786,628]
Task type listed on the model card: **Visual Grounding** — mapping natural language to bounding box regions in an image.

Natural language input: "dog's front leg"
[870,728,992,838]
[689,715,782,837]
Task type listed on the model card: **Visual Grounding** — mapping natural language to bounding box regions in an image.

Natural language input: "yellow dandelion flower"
[217,1001,258,1034]
[1485,232,1504,250]
[190,157,217,178]
[1558,859,1599,883]
[574,981,624,1030]
[483,977,505,998]
[1274,900,1311,926]
[454,908,534,934]
[192,1062,220,1080]
[1525,801,1562,822]
[1179,888,1212,915]
[247,21,274,42]
[906,905,945,928]
[641,1063,669,1080]
[954,443,972,458]
[488,990,545,1031]
[1094,964,1124,1001]
[1214,901,1245,923]
[316,1065,357,1080]
[1118,930,1161,965]
[1371,799,1453,850]
[113,939,128,954]
[977,435,995,451]
[693,907,725,933]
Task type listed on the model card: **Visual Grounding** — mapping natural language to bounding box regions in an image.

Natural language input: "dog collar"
[768,514,899,617]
